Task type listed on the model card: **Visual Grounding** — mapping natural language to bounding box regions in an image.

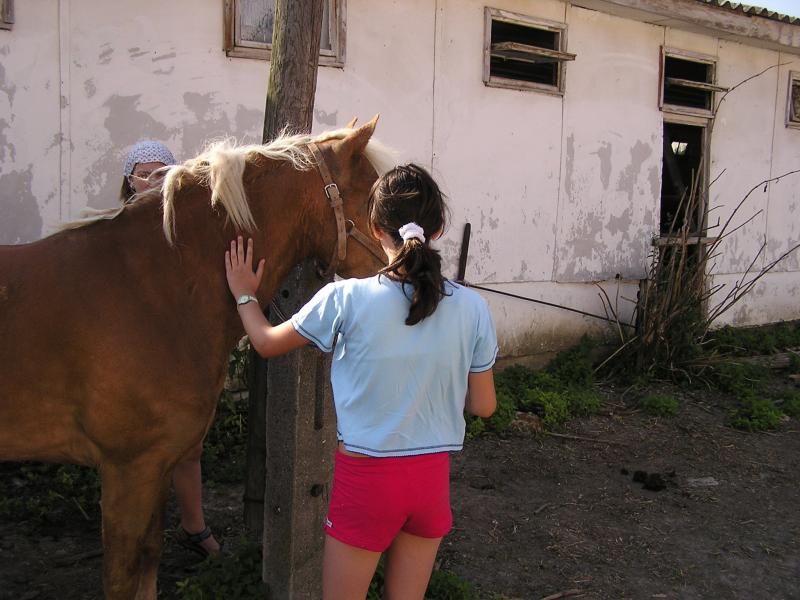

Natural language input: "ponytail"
[369,164,449,326]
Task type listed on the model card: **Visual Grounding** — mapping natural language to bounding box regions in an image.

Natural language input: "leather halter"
[307,142,386,278]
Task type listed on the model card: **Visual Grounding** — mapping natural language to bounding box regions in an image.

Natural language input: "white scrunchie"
[398,222,426,243]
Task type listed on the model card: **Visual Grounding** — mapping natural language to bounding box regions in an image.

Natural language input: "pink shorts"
[324,450,452,552]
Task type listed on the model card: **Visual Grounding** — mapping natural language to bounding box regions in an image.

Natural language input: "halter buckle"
[324,183,340,200]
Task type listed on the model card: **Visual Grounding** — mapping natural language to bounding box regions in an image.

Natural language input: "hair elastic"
[398,222,426,243]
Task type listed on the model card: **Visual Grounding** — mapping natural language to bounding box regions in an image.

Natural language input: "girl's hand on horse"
[225,237,265,299]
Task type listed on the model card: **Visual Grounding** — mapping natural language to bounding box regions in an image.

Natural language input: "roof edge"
[571,0,800,55]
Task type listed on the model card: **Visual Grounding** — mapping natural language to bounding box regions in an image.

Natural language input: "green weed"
[639,393,680,417]
[0,463,100,525]
[176,538,265,599]
[709,361,769,396]
[524,389,571,430]
[729,397,783,431]
[178,542,480,600]
[777,390,800,419]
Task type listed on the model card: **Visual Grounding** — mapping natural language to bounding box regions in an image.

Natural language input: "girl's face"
[129,161,167,194]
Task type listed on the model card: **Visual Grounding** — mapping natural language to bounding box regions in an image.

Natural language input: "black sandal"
[175,526,215,558]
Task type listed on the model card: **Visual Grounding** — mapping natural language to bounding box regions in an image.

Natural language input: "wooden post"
[241,1,331,597]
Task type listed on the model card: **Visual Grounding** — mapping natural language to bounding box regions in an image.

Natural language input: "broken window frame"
[1,0,14,30]
[483,7,575,96]
[659,47,726,119]
[785,71,800,129]
[223,0,346,68]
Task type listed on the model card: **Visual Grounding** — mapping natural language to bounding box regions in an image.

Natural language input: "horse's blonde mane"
[59,127,397,242]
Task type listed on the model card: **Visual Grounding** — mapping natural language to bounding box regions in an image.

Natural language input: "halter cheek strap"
[307,142,386,278]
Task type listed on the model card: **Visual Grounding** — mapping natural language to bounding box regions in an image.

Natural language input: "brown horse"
[0,118,389,599]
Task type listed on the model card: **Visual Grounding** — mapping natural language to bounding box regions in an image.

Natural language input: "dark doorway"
[661,122,705,235]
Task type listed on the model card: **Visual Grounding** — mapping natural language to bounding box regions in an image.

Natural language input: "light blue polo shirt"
[290,275,498,457]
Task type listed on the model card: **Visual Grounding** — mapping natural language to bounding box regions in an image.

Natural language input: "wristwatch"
[236,294,259,307]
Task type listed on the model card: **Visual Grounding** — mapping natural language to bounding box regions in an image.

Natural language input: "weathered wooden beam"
[241,0,329,597]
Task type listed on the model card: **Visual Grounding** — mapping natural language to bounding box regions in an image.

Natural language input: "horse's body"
[0,120,387,599]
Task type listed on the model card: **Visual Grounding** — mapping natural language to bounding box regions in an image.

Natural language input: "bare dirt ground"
[1,384,798,599]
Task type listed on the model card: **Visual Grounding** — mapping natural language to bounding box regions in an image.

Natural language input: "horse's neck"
[158,186,312,342]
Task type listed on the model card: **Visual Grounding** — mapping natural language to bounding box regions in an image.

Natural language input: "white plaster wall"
[767,55,800,273]
[481,278,638,358]
[432,0,567,284]
[709,271,800,327]
[2,0,800,355]
[710,41,780,275]
[555,6,662,282]
[0,0,61,243]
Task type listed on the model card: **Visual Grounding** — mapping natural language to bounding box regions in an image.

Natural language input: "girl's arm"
[466,370,496,418]
[225,237,309,358]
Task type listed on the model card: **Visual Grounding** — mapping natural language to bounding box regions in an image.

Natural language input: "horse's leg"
[99,457,172,600]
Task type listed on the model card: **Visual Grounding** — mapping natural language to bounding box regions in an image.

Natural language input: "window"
[786,72,800,129]
[483,7,575,94]
[224,0,345,67]
[660,48,727,117]
[1,0,13,30]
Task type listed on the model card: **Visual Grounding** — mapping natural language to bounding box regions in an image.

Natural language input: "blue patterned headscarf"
[123,141,177,176]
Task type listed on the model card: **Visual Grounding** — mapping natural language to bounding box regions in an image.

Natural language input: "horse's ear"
[338,114,379,157]
[345,117,358,128]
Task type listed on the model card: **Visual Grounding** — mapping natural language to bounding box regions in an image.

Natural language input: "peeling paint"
[235,105,263,139]
[0,166,43,244]
[592,141,612,190]
[616,140,652,198]
[607,206,632,237]
[152,52,176,62]
[84,79,96,98]
[98,44,114,65]
[182,91,230,154]
[0,118,14,163]
[648,165,660,201]
[564,134,575,201]
[82,94,176,209]
[0,61,17,107]
[314,108,338,126]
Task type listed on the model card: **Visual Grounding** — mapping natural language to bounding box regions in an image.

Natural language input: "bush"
[485,390,517,433]
[203,390,249,485]
[367,559,479,600]
[176,539,265,599]
[729,397,783,431]
[568,387,603,417]
[709,361,768,396]
[524,389,571,430]
[639,393,680,417]
[0,463,100,525]
[708,321,800,356]
[777,391,800,419]
[546,335,596,388]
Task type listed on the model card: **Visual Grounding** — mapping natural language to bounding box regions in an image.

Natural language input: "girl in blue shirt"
[226,164,497,600]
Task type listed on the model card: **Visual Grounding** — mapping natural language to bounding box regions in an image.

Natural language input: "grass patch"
[467,336,603,436]
[729,397,783,431]
[776,390,800,419]
[177,542,480,600]
[639,393,680,417]
[0,463,100,526]
[707,321,800,357]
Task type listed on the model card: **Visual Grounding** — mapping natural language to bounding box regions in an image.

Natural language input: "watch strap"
[236,294,259,307]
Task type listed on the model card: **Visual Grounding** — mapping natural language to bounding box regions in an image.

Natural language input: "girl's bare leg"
[322,535,382,600]
[383,531,442,600]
